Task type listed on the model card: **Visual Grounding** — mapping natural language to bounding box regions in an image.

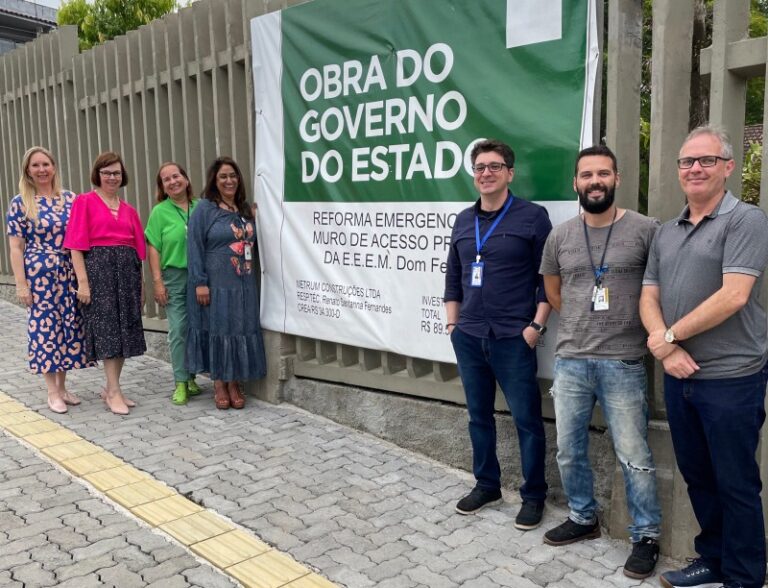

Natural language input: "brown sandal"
[214,380,230,410]
[228,381,245,410]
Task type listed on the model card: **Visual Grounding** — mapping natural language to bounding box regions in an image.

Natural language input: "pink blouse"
[64,191,146,260]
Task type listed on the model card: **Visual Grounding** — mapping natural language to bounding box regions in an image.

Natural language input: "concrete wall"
[281,377,616,512]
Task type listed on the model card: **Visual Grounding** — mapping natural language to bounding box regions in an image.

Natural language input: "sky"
[35,0,61,8]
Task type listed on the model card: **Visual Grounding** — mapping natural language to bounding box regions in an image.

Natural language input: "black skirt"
[82,246,146,361]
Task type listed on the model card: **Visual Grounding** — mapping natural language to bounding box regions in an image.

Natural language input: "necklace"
[97,190,119,208]
[96,190,120,219]
[220,199,236,212]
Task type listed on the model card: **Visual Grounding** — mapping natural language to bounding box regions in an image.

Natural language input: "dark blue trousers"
[451,328,547,502]
[664,365,767,588]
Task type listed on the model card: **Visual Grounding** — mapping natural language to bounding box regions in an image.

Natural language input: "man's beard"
[578,183,616,214]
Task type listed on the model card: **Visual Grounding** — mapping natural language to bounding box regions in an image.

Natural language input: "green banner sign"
[252,0,597,367]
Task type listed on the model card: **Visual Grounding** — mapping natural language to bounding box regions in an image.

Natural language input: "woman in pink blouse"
[64,152,147,415]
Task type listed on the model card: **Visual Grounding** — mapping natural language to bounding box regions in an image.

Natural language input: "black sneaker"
[623,536,660,579]
[514,500,545,530]
[455,486,502,515]
[543,517,600,546]
[659,557,723,588]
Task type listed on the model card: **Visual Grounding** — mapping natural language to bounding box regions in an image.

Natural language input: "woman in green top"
[145,162,200,405]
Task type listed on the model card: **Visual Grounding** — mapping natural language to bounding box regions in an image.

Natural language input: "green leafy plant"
[742,141,762,205]
[58,0,177,50]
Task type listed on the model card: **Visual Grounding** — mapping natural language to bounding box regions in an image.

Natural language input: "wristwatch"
[529,321,547,335]
[664,327,677,344]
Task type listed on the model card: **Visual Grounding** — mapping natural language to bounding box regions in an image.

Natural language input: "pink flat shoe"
[47,396,67,414]
[62,391,81,406]
[101,389,135,408]
[102,393,129,416]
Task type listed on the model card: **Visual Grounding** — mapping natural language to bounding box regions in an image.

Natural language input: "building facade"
[0,0,55,54]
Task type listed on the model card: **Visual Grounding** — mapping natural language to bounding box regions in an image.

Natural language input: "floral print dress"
[185,199,266,381]
[5,192,91,373]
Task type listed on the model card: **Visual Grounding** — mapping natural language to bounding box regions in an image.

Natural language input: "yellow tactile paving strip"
[0,392,339,588]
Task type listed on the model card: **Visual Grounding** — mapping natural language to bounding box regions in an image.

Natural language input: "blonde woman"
[145,162,200,405]
[5,147,92,413]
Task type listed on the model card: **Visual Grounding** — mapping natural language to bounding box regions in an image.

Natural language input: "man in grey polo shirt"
[640,126,768,588]
[539,145,661,579]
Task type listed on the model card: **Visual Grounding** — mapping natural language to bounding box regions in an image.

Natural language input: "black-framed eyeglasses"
[472,162,510,174]
[676,155,731,169]
[99,170,122,178]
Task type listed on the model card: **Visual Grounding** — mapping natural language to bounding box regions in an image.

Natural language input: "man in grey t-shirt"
[539,145,661,580]
[640,126,768,588]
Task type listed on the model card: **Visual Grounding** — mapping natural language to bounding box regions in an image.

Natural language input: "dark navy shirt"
[444,191,552,338]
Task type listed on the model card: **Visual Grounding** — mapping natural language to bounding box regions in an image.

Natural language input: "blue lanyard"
[581,206,617,286]
[475,194,514,261]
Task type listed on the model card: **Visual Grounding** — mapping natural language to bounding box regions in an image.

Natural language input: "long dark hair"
[202,156,252,219]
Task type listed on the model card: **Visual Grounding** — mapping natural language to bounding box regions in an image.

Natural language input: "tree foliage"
[742,142,762,204]
[635,0,768,208]
[58,0,177,51]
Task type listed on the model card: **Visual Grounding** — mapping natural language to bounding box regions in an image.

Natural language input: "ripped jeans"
[552,357,661,541]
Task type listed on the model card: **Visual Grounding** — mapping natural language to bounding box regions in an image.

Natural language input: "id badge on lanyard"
[472,195,514,289]
[592,285,609,311]
[471,260,484,288]
[583,209,616,312]
[238,215,252,261]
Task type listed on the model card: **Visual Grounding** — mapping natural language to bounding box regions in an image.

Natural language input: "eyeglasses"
[472,162,510,174]
[676,156,731,169]
[99,170,123,178]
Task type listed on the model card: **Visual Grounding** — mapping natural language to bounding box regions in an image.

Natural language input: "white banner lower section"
[254,199,576,370]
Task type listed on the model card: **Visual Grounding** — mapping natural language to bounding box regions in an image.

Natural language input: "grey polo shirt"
[643,191,768,379]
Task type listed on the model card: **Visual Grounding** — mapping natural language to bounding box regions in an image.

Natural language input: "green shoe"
[187,378,201,396]
[171,382,188,405]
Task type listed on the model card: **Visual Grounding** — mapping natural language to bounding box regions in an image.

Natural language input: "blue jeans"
[451,328,547,502]
[552,358,661,542]
[664,366,767,588]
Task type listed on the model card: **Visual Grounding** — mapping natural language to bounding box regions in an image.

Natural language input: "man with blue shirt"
[444,139,552,530]
[640,126,768,588]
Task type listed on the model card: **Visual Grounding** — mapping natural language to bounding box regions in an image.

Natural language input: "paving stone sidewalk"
[0,432,237,588]
[0,299,676,587]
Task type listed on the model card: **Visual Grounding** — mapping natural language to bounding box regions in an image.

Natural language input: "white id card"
[244,244,252,261]
[471,261,484,288]
[593,286,609,311]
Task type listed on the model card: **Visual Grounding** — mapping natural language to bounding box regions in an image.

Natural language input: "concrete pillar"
[250,329,291,404]
[605,0,642,211]
[638,0,701,559]
[709,0,749,184]
[647,0,695,223]
[646,0,695,423]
